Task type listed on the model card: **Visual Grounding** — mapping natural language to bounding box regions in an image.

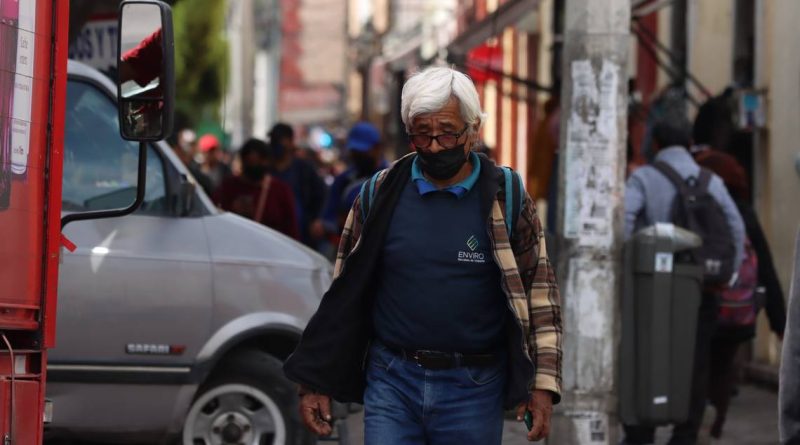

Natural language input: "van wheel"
[183,350,314,445]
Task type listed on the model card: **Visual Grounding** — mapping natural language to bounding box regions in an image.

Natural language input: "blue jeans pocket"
[462,363,504,386]
[369,343,397,372]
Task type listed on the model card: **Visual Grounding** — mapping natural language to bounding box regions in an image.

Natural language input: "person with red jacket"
[214,139,300,240]
[692,103,786,439]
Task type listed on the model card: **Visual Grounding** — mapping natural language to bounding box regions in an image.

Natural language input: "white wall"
[687,0,734,97]
[765,0,800,318]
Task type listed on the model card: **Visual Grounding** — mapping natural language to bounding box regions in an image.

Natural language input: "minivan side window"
[62,80,167,215]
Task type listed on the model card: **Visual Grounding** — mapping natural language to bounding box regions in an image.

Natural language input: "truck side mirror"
[117,0,175,141]
[61,0,175,230]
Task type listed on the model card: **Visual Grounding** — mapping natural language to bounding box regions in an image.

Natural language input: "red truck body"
[0,0,70,442]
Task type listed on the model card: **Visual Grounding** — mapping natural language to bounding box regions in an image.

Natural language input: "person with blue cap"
[321,121,385,236]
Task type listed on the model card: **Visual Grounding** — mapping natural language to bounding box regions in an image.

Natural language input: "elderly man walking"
[283,66,563,444]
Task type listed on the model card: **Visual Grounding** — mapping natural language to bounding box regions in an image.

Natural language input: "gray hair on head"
[401,66,487,133]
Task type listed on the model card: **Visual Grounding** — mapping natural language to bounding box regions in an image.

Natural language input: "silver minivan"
[46,60,330,445]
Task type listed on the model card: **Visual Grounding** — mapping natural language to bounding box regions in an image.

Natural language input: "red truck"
[0,1,175,442]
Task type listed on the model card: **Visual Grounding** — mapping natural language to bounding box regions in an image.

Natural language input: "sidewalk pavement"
[343,384,779,444]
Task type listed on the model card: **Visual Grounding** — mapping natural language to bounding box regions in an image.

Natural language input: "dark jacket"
[272,158,327,245]
[283,154,563,409]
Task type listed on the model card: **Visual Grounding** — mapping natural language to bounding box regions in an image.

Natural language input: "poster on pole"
[563,59,621,249]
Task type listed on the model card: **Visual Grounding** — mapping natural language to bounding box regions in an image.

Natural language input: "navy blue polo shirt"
[372,153,507,353]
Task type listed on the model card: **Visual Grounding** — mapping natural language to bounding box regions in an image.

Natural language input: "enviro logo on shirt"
[459,235,485,263]
[466,235,479,251]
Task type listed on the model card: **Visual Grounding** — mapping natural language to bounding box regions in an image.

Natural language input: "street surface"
[344,384,779,445]
[43,385,779,445]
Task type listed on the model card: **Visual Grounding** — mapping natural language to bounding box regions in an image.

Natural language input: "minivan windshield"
[62,79,167,214]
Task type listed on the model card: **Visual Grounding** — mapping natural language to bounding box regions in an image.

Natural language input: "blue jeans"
[363,342,506,445]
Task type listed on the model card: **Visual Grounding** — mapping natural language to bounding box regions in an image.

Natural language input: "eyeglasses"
[408,125,469,149]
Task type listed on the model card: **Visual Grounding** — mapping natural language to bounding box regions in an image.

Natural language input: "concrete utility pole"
[550,0,630,444]
[224,0,255,149]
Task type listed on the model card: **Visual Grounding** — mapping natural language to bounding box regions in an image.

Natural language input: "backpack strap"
[697,168,713,192]
[652,161,691,194]
[501,166,524,238]
[358,170,382,222]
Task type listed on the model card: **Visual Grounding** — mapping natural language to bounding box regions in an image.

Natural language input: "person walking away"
[623,117,746,445]
[321,122,384,238]
[267,123,327,248]
[780,227,800,445]
[195,134,232,195]
[283,67,563,444]
[214,139,300,240]
[691,113,786,439]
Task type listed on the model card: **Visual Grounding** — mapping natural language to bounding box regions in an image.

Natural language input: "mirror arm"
[61,141,148,230]
[178,174,196,217]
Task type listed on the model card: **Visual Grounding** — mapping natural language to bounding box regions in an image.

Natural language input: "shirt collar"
[411,151,481,197]
[655,146,693,162]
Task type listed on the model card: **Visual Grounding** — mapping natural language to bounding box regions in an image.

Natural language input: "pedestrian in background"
[527,92,559,199]
[780,228,800,445]
[267,123,328,248]
[692,111,787,439]
[214,138,299,240]
[195,134,232,195]
[321,121,384,238]
[623,117,746,445]
[168,129,215,194]
[527,85,560,230]
[284,66,562,444]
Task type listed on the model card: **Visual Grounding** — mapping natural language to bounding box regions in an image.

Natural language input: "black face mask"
[415,144,468,180]
[243,165,266,181]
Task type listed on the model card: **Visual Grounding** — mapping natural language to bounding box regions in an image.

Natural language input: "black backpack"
[653,162,736,286]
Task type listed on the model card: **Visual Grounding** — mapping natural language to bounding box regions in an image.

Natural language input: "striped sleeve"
[333,194,363,278]
[515,194,563,401]
[333,166,391,277]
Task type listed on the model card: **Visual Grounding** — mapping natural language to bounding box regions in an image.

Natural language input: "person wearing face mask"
[284,67,562,444]
[320,122,385,239]
[267,123,328,247]
[214,138,299,240]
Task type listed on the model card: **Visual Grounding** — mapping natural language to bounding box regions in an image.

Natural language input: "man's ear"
[469,125,480,144]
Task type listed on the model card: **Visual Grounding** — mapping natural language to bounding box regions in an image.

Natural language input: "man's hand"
[299,392,333,436]
[515,390,553,442]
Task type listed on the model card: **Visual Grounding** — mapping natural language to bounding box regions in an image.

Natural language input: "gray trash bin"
[620,223,704,426]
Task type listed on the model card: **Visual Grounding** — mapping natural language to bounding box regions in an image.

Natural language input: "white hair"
[401,67,486,133]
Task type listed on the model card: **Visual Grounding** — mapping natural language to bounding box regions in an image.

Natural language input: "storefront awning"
[446,0,540,59]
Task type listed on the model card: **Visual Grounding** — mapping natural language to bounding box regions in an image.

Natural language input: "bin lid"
[632,223,702,252]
